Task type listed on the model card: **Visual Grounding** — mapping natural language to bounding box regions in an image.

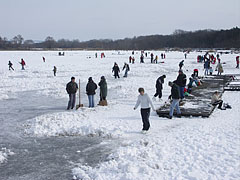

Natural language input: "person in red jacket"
[20,59,26,70]
[236,56,239,69]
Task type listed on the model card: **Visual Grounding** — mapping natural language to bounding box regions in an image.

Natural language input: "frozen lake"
[0,90,114,179]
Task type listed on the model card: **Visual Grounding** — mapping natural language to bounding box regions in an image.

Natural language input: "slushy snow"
[0,50,239,179]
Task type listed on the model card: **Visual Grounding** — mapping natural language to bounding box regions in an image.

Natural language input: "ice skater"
[66,77,78,110]
[134,88,155,133]
[8,61,14,71]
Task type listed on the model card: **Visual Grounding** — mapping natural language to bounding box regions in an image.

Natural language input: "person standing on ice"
[179,60,184,70]
[129,56,132,63]
[19,58,26,70]
[122,63,130,77]
[66,77,78,110]
[216,61,223,75]
[134,88,155,133]
[150,53,154,63]
[42,57,45,62]
[168,81,181,119]
[140,54,144,63]
[112,62,120,79]
[236,56,239,68]
[154,55,158,64]
[204,59,210,76]
[8,61,14,71]
[173,69,187,99]
[86,77,97,108]
[53,66,57,76]
[153,75,166,101]
[98,76,107,105]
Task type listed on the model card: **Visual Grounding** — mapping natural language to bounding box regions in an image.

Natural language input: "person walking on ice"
[168,81,181,119]
[134,88,155,134]
[112,62,120,79]
[20,58,26,70]
[122,63,130,77]
[53,66,57,76]
[153,75,166,101]
[66,77,78,110]
[8,61,14,71]
[86,77,97,108]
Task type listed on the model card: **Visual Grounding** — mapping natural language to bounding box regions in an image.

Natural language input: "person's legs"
[175,99,181,114]
[158,90,162,99]
[71,94,76,109]
[67,94,73,110]
[141,108,150,131]
[217,100,223,109]
[92,95,95,107]
[180,87,184,99]
[169,100,177,117]
[88,95,92,107]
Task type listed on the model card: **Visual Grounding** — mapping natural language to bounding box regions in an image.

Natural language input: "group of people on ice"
[66,76,108,110]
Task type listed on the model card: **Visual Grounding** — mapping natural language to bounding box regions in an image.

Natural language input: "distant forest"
[0,27,240,50]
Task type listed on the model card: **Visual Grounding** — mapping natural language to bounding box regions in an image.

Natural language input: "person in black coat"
[8,61,14,71]
[112,62,120,79]
[86,77,97,108]
[173,70,187,99]
[153,75,166,100]
[66,77,78,110]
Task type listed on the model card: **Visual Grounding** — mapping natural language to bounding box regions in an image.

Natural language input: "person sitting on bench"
[211,91,224,110]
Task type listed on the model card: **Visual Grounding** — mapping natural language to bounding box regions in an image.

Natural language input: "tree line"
[0,27,239,50]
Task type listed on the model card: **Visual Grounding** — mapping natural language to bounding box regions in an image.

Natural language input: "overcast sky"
[0,0,239,41]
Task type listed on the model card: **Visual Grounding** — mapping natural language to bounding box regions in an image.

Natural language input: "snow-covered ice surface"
[0,50,240,179]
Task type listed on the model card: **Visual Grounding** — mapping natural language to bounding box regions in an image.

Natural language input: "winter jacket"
[66,81,78,94]
[8,62,13,66]
[156,76,165,90]
[179,61,184,68]
[211,94,221,104]
[171,84,180,99]
[98,79,107,98]
[112,65,120,73]
[174,73,187,87]
[123,64,130,71]
[134,93,155,110]
[86,81,97,95]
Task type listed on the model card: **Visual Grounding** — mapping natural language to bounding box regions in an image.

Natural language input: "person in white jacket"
[134,88,155,133]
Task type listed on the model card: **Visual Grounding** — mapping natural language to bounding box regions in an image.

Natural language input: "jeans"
[169,99,181,117]
[67,93,76,109]
[123,70,128,77]
[204,68,209,75]
[141,108,150,131]
[179,86,185,99]
[88,95,95,108]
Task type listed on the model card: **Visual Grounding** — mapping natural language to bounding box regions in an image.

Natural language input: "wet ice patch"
[0,148,14,164]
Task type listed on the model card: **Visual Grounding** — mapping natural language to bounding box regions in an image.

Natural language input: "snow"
[1,50,240,179]
[0,148,14,164]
